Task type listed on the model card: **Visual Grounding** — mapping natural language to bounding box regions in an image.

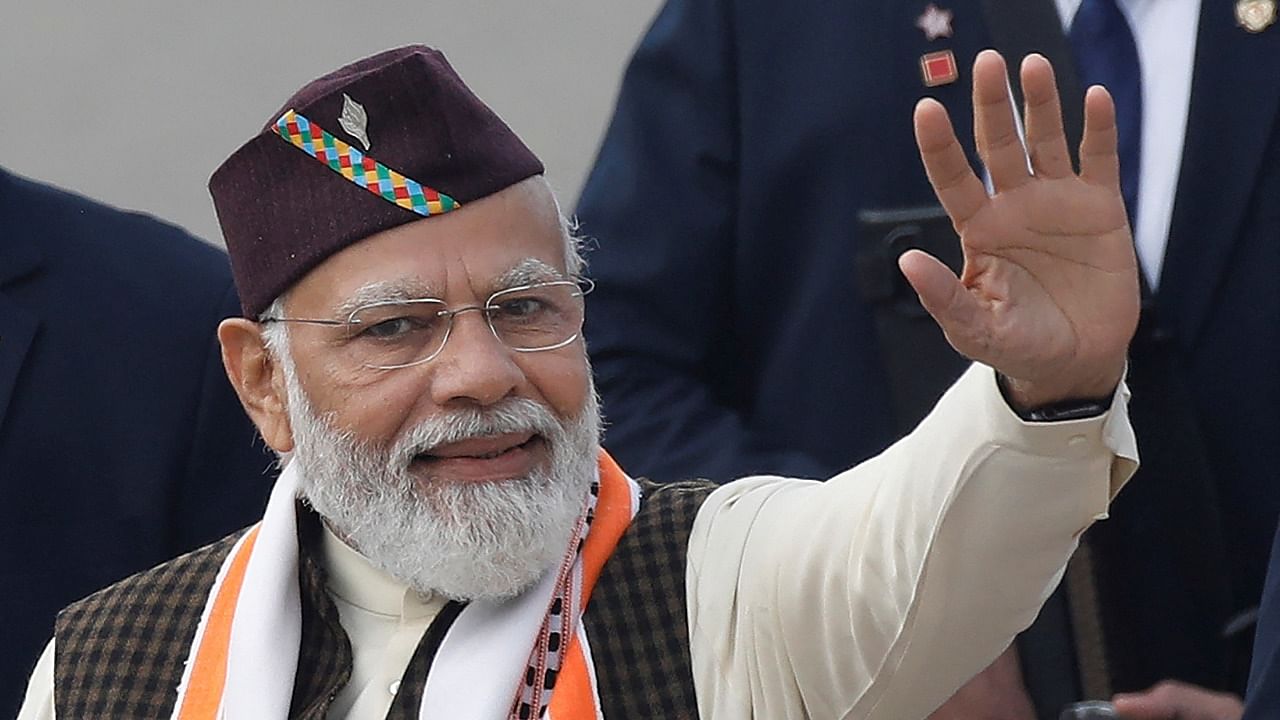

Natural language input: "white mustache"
[390,398,563,465]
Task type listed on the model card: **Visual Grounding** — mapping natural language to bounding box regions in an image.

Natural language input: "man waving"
[21,48,1138,719]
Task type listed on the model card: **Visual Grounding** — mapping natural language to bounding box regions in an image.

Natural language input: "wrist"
[997,372,1117,421]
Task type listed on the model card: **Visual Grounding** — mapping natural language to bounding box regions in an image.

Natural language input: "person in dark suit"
[1243,529,1280,717]
[0,167,276,716]
[576,0,1280,716]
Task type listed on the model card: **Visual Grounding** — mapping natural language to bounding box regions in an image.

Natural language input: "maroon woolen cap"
[209,45,544,318]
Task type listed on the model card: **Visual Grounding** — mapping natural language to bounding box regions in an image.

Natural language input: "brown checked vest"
[52,479,715,719]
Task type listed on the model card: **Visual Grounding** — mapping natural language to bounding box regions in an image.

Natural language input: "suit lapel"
[1159,2,1280,345]
[0,203,44,430]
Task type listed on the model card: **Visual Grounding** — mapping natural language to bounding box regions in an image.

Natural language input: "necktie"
[1069,0,1142,229]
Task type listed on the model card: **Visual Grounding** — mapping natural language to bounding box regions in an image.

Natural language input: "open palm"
[904,51,1140,407]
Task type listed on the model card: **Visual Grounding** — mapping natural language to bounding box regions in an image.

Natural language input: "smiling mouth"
[411,432,543,482]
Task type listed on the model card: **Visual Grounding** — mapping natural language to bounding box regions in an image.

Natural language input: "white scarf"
[168,452,640,719]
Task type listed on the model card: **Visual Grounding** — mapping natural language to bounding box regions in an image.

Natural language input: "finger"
[1110,693,1174,720]
[1079,85,1121,190]
[914,98,987,228]
[972,50,1031,192]
[1019,54,1072,179]
[898,249,984,355]
[1113,681,1244,720]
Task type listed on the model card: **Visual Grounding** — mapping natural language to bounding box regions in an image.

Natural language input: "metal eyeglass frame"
[259,277,594,370]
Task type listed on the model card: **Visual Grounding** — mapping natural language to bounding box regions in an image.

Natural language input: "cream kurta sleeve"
[686,363,1138,720]
[16,638,53,720]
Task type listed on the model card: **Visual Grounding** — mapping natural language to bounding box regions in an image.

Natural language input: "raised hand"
[903,51,1140,408]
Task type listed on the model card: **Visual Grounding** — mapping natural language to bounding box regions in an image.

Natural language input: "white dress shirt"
[1054,0,1201,289]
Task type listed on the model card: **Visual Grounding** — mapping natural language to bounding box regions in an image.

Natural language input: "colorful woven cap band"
[209,45,544,318]
[272,109,459,217]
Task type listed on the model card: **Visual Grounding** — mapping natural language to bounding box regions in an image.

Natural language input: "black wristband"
[1018,399,1110,422]
[997,373,1112,422]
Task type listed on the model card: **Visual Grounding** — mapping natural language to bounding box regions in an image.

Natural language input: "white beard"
[281,360,601,602]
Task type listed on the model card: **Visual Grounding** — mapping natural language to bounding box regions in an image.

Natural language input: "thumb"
[898,249,982,349]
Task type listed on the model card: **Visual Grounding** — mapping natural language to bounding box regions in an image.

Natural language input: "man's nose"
[427,308,523,407]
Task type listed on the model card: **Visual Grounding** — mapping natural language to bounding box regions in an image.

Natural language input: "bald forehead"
[497,176,563,231]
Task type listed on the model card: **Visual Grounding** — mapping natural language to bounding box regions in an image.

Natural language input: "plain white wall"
[0,0,663,245]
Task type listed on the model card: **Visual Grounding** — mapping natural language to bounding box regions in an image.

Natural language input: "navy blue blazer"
[1247,525,1280,716]
[0,168,275,715]
[578,0,1280,700]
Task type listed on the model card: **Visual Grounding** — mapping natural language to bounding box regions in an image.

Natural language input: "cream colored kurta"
[687,363,1134,719]
[319,527,448,718]
[18,364,1136,719]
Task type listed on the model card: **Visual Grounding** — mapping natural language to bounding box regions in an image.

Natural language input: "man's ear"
[218,318,295,453]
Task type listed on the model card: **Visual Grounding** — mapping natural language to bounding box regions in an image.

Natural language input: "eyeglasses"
[261,279,593,370]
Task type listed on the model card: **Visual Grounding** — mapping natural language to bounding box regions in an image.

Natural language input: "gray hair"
[258,295,292,359]
[548,183,588,278]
